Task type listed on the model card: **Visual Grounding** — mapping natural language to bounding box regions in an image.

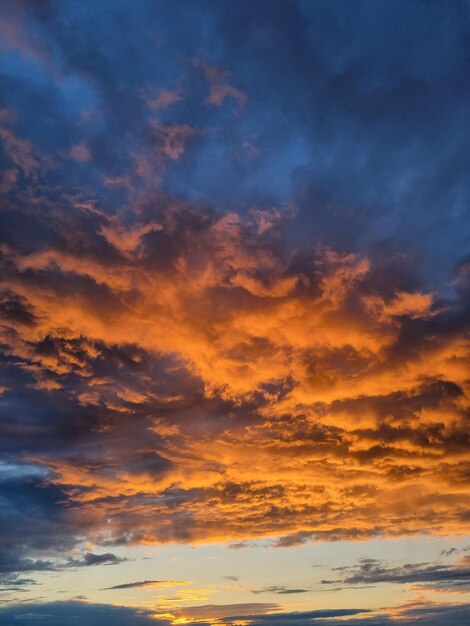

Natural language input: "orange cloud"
[146,89,183,110]
[69,143,92,162]
[1,201,469,549]
[192,58,247,111]
[149,122,195,160]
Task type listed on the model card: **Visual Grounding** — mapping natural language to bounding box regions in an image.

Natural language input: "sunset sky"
[0,1,469,624]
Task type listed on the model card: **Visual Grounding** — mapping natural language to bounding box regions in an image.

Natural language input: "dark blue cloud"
[1,0,468,290]
[0,602,173,626]
[321,556,470,592]
[4,600,464,626]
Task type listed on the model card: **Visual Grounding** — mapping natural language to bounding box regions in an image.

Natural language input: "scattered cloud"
[0,1,469,619]
[69,143,91,162]
[146,89,182,110]
[251,586,310,595]
[67,553,126,568]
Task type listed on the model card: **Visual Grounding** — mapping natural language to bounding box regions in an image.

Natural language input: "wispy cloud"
[103,580,188,590]
[251,586,310,595]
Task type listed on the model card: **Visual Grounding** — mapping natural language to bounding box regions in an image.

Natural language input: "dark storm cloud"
[171,603,281,621]
[216,601,470,625]
[140,0,470,288]
[393,601,470,626]
[272,531,316,548]
[0,467,81,584]
[0,460,125,591]
[0,575,39,591]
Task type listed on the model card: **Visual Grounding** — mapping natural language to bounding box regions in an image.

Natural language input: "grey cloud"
[322,557,470,592]
[103,580,186,590]
[222,608,370,624]
[65,552,126,568]
[251,586,310,595]
[441,548,459,557]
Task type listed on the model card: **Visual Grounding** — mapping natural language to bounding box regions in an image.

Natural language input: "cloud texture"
[0,0,469,621]
[1,194,468,557]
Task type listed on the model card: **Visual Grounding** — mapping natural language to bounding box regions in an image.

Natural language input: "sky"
[0,0,469,624]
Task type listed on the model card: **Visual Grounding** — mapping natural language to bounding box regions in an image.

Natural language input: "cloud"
[66,553,125,568]
[103,580,188,590]
[321,556,470,593]
[69,143,91,162]
[0,0,469,600]
[146,89,182,110]
[173,603,280,621]
[381,597,470,626]
[0,602,171,626]
[228,542,254,550]
[251,586,310,595]
[0,199,468,564]
[0,598,469,626]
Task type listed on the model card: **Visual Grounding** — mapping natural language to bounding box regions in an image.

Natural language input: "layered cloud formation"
[0,0,469,622]
[1,598,470,626]
[1,190,469,561]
